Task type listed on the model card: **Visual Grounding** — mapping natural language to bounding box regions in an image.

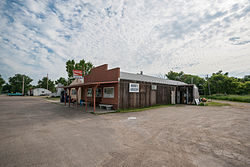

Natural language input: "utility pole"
[47,73,48,90]
[191,77,194,84]
[22,75,25,96]
[207,74,211,96]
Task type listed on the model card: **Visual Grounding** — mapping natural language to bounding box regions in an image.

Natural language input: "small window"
[87,88,92,97]
[71,89,76,95]
[96,88,102,97]
[103,87,114,98]
[152,85,157,90]
[42,91,44,93]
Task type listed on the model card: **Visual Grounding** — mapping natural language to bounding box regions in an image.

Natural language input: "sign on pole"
[73,70,83,79]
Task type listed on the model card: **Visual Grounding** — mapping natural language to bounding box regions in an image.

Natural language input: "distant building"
[32,88,51,96]
[50,83,64,97]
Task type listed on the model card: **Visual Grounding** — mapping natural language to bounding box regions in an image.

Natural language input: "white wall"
[33,88,51,96]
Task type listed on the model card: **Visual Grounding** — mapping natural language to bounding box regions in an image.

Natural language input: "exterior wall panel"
[119,79,173,109]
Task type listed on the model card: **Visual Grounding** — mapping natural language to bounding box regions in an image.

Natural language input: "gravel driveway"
[0,96,249,167]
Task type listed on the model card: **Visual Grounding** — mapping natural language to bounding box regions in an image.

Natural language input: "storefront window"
[71,89,76,95]
[103,87,114,98]
[87,88,92,97]
[96,88,102,97]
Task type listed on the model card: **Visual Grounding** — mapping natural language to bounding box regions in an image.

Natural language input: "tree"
[8,74,33,94]
[180,74,206,94]
[165,71,184,81]
[243,75,250,82]
[37,77,56,92]
[166,71,206,94]
[66,59,94,78]
[244,81,250,94]
[0,74,5,93]
[55,77,68,86]
[207,71,240,94]
[66,60,75,78]
[2,83,11,93]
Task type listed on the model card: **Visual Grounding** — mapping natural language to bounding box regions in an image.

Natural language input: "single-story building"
[62,64,199,112]
[30,88,52,96]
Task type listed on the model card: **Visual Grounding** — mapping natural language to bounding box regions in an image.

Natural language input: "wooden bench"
[99,104,113,110]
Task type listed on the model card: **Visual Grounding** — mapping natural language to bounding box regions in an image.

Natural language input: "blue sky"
[0,0,250,84]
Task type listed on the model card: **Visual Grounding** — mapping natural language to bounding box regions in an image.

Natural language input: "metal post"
[69,88,71,107]
[76,87,79,108]
[93,86,97,113]
[64,88,67,106]
[207,74,211,96]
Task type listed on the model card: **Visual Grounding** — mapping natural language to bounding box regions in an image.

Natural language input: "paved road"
[0,96,250,167]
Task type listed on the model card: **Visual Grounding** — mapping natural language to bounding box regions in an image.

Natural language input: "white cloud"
[0,0,250,84]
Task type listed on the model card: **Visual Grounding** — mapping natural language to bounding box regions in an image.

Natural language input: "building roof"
[120,72,187,86]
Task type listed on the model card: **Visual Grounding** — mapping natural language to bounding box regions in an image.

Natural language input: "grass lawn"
[205,94,250,103]
[199,101,231,106]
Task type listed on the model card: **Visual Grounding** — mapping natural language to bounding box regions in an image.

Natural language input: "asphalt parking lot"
[0,96,249,167]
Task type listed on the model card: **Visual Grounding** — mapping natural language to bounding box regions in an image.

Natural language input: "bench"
[99,104,113,110]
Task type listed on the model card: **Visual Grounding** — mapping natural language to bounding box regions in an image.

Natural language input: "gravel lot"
[0,96,249,167]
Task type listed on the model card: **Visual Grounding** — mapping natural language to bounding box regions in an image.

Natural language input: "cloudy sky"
[0,0,250,84]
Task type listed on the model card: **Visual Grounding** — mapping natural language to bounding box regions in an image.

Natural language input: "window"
[96,88,102,97]
[71,89,76,95]
[152,85,157,90]
[129,83,139,92]
[87,88,92,97]
[103,87,114,98]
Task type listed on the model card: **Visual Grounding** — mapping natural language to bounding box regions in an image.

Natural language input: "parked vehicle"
[7,92,23,96]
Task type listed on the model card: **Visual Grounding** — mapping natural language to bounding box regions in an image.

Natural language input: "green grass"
[116,104,175,113]
[205,94,250,103]
[198,101,231,106]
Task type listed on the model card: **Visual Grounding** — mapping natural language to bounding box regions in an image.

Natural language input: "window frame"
[103,87,114,98]
[87,88,92,97]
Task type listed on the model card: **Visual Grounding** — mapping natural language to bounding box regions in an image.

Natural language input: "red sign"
[73,70,83,78]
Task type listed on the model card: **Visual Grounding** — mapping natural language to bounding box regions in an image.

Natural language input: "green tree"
[181,74,206,94]
[66,59,94,78]
[243,81,250,94]
[55,77,68,86]
[166,71,206,94]
[66,60,75,78]
[0,74,5,93]
[37,77,56,92]
[243,75,250,82]
[8,74,33,94]
[2,83,11,93]
[207,71,240,94]
[165,71,184,81]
